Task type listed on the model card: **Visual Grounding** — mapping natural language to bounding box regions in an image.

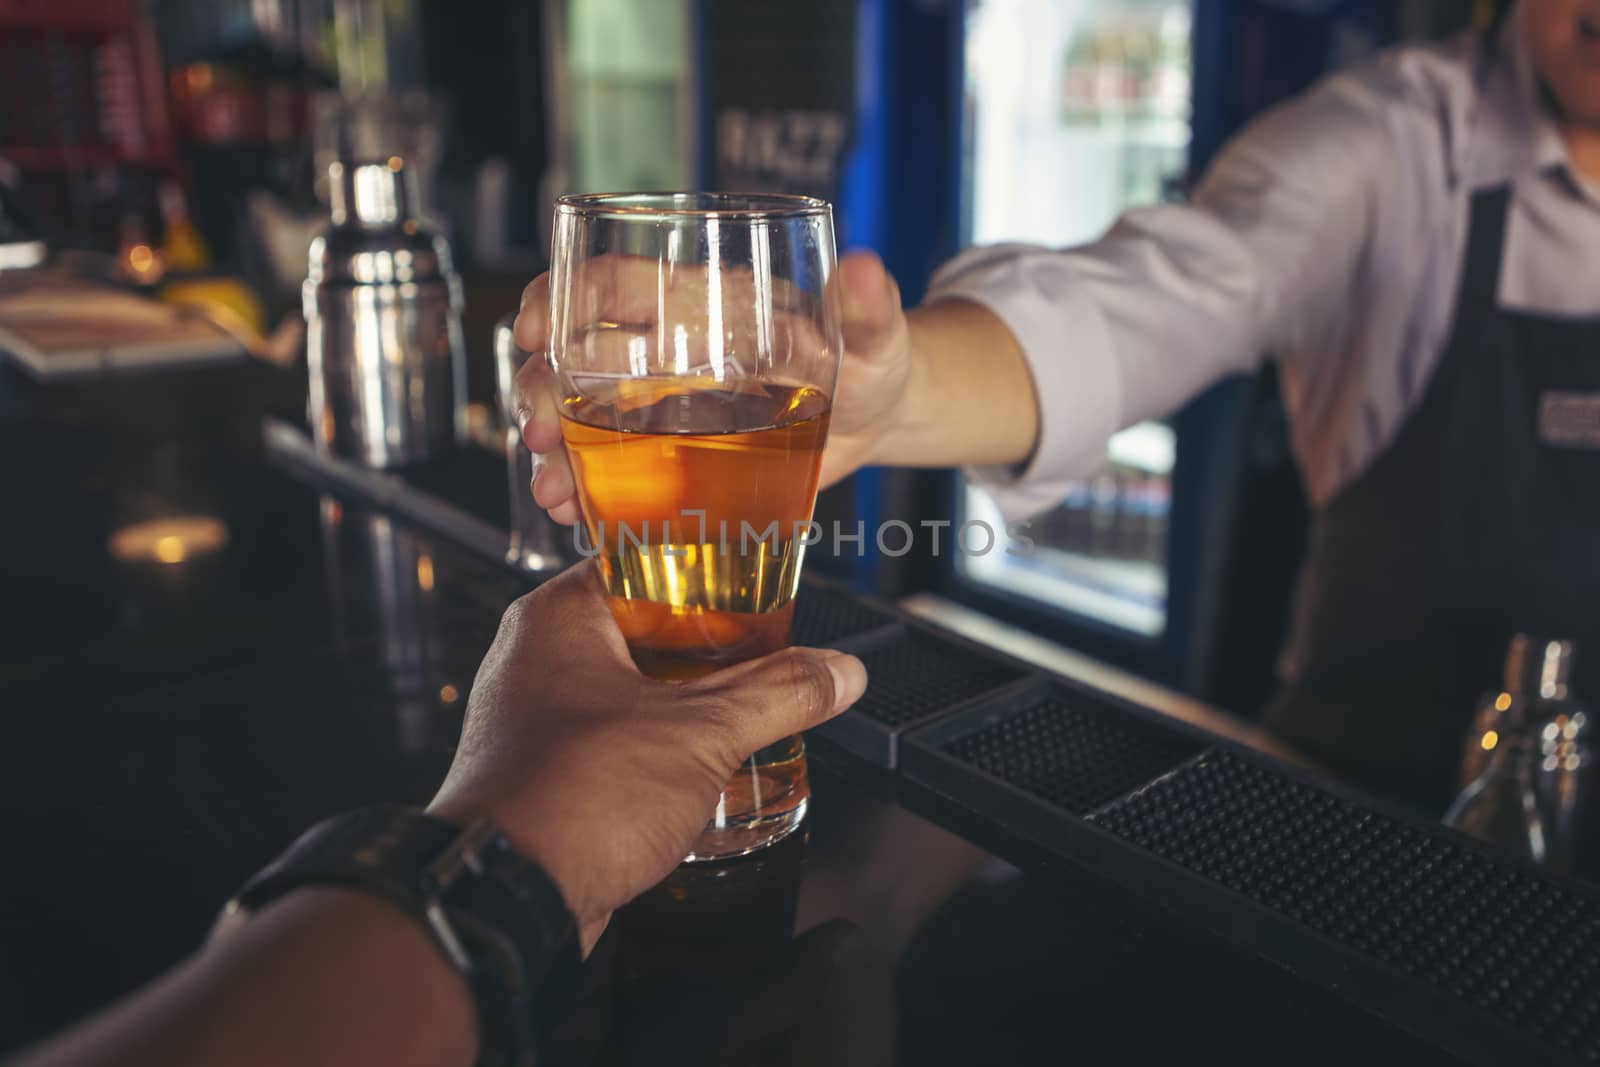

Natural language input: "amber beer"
[560,377,830,852]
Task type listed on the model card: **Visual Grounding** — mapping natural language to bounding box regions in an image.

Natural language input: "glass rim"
[555,191,831,221]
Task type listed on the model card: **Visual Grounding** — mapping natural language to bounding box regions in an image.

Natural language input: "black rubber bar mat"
[811,624,1034,768]
[789,577,899,650]
[1093,751,1600,1064]
[902,691,1600,1067]
[906,677,1210,815]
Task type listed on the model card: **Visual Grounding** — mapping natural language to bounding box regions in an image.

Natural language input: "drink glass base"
[683,796,808,862]
[682,734,810,863]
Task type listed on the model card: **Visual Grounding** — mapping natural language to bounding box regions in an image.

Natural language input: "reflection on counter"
[319,494,464,752]
[107,514,230,565]
[553,826,880,1066]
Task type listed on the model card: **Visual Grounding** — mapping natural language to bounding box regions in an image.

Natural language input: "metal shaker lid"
[1504,635,1575,700]
[306,156,454,289]
[330,158,419,228]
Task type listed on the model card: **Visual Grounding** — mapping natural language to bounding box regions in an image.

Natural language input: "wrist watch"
[214,805,580,1067]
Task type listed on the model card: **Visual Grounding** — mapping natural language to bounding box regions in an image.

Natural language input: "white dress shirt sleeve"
[927,59,1396,520]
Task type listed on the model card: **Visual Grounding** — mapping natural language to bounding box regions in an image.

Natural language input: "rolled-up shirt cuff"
[924,244,1123,522]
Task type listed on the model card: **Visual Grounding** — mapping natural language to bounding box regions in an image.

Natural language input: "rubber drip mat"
[1090,750,1600,1062]
[812,627,1031,767]
[790,580,899,649]
[903,693,1600,1066]
[938,682,1207,815]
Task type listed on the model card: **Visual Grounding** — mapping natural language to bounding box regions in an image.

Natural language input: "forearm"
[876,299,1040,470]
[16,889,476,1067]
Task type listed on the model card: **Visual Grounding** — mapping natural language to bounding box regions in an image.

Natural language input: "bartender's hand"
[509,250,912,524]
[428,561,867,949]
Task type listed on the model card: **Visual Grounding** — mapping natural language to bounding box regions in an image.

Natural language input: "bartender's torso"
[1264,22,1600,508]
[1259,14,1600,809]
[1267,178,1600,810]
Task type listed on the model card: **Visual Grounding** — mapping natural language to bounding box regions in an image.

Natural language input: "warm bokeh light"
[439,684,460,704]
[181,62,214,92]
[108,516,229,565]
[1481,730,1499,752]
[1494,692,1512,712]
[123,243,166,285]
[416,554,435,591]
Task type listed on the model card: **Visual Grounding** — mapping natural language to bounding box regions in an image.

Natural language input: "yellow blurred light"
[121,241,165,286]
[108,516,228,564]
[416,555,435,591]
[1481,730,1499,751]
[161,278,264,333]
[439,684,460,703]
[1494,692,1512,712]
[153,536,187,563]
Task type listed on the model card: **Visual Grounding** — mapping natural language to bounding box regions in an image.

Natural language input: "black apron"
[1264,185,1600,814]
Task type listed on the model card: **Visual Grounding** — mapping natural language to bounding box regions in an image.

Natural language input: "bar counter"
[0,357,1498,1065]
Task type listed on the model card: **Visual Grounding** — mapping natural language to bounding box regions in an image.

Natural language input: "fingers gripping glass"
[547,192,845,861]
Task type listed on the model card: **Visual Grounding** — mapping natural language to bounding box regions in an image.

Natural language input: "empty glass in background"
[494,315,570,574]
[546,192,844,861]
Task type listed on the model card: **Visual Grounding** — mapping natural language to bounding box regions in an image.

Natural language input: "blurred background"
[0,0,1507,720]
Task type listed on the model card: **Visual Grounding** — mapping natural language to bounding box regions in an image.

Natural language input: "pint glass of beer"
[547,193,844,860]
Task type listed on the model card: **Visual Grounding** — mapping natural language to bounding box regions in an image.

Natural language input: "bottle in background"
[1445,636,1595,876]
[1445,719,1546,866]
[156,179,211,273]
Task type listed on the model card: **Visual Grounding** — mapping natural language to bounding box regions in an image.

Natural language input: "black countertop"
[0,358,1469,1065]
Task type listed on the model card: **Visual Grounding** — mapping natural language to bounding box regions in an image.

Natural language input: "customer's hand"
[427,562,867,950]
[508,249,911,526]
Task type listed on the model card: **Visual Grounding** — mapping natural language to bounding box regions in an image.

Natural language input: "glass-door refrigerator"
[954,0,1194,667]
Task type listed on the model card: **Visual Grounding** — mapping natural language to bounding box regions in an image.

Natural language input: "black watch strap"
[219,806,579,1067]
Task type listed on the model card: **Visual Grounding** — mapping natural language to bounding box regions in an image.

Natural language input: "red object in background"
[0,0,175,170]
[168,62,312,147]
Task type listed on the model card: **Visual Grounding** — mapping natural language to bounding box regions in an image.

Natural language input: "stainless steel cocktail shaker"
[304,157,466,468]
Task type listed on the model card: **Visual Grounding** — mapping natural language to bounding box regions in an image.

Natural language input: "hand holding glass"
[545,193,844,860]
